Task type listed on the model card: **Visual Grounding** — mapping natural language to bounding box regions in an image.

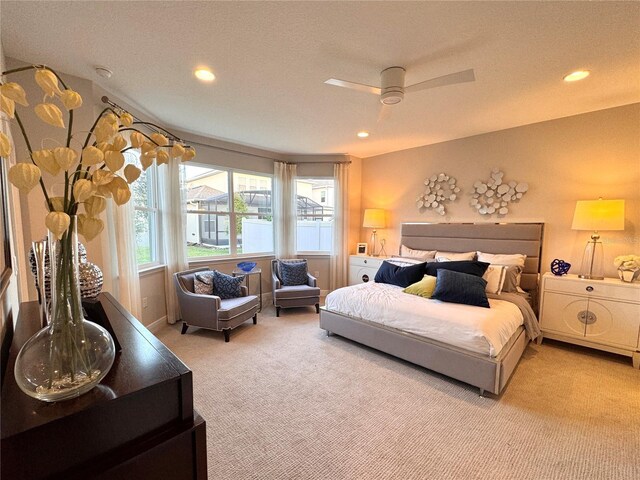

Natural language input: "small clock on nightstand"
[539,273,640,368]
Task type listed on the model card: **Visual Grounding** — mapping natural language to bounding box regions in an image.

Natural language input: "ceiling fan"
[324,66,475,106]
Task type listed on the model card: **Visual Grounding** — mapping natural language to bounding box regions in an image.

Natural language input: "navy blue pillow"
[374,261,427,288]
[432,269,490,308]
[212,270,244,299]
[425,260,490,278]
[279,260,308,286]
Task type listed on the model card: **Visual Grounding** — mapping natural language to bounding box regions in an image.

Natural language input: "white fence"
[186,216,333,253]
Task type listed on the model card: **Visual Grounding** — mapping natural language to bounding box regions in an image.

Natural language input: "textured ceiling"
[2,1,639,158]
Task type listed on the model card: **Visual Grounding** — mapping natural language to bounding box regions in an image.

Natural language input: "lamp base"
[578,234,604,280]
[370,230,378,257]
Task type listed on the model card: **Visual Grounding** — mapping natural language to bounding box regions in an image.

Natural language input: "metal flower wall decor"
[470,168,528,216]
[416,172,460,216]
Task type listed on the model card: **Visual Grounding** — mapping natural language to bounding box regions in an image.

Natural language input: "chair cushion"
[278,260,308,286]
[274,285,320,300]
[212,270,244,299]
[194,271,214,295]
[218,295,259,320]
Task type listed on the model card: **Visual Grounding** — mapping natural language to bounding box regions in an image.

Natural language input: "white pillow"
[483,265,508,294]
[435,251,476,262]
[400,245,436,260]
[476,252,526,267]
[389,256,427,266]
[477,252,527,288]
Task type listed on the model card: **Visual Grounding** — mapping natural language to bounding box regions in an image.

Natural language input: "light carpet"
[156,306,640,480]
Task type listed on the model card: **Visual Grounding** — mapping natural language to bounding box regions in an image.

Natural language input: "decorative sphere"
[551,259,571,276]
[79,262,104,299]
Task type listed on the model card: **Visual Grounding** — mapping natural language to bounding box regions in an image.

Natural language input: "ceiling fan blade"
[324,78,381,95]
[377,104,393,123]
[405,69,475,93]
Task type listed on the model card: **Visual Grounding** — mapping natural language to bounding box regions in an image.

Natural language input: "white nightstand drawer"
[350,256,386,269]
[544,276,640,303]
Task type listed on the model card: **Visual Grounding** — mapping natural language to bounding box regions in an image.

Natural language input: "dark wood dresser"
[1,292,207,479]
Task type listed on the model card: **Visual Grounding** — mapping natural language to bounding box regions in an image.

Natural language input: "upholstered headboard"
[400,223,544,293]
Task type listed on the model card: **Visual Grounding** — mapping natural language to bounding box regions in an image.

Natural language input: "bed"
[319,222,544,396]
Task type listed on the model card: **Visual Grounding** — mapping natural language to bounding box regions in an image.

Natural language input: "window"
[183,165,273,258]
[296,178,334,253]
[128,151,160,267]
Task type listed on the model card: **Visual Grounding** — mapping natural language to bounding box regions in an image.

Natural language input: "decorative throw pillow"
[400,245,437,260]
[483,265,508,294]
[278,260,308,286]
[435,251,476,262]
[501,265,524,293]
[374,261,427,288]
[403,275,437,299]
[425,260,490,279]
[212,270,244,299]
[194,271,214,295]
[432,269,490,308]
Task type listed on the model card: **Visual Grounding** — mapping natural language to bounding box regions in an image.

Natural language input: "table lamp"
[571,198,625,279]
[363,209,386,257]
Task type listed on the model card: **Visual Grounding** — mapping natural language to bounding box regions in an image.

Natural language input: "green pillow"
[403,275,437,299]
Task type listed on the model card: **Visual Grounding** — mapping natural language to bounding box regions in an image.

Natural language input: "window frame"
[129,152,162,271]
[183,164,274,260]
[295,177,335,255]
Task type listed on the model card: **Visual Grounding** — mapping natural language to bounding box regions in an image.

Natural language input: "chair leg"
[181,323,189,335]
[253,313,258,324]
[223,329,230,343]
[315,303,320,314]
[276,306,280,317]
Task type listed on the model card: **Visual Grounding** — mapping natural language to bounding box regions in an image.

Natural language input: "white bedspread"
[325,282,524,357]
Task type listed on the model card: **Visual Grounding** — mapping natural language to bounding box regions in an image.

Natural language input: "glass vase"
[618,268,639,283]
[14,216,116,402]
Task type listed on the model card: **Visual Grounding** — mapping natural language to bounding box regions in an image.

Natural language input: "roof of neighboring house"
[186,185,224,201]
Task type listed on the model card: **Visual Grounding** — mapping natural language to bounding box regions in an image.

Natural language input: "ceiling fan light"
[380,90,404,105]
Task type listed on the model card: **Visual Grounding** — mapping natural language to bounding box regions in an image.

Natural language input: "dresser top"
[543,272,640,289]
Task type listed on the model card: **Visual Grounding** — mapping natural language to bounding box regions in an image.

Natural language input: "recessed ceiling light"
[563,70,590,82]
[95,66,113,79]
[194,67,215,82]
[357,131,369,138]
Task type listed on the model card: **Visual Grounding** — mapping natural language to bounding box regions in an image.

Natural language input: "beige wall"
[361,104,640,278]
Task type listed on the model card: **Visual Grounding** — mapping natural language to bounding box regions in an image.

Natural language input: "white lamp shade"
[571,199,625,231]
[363,209,386,229]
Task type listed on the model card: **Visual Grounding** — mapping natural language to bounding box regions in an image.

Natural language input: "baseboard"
[146,316,167,333]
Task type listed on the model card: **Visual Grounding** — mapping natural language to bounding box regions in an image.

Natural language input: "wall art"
[470,168,528,216]
[416,173,460,216]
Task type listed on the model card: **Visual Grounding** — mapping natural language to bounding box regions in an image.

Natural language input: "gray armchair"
[271,259,320,317]
[174,267,259,342]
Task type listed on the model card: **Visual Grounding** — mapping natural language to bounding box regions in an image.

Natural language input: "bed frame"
[320,222,544,396]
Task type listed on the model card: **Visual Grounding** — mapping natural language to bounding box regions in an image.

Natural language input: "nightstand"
[348,255,388,285]
[539,273,640,368]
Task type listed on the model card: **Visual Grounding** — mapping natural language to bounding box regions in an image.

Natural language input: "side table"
[232,268,263,312]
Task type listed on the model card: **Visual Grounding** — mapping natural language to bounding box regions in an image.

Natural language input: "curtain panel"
[273,162,297,258]
[330,162,349,290]
[159,158,188,324]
